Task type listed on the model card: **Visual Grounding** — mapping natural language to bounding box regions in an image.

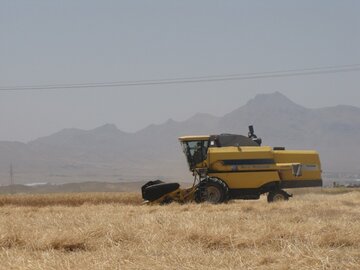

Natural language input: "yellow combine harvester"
[142,126,322,204]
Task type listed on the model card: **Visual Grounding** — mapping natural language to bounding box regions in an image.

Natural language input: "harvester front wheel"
[196,178,229,204]
[267,190,290,203]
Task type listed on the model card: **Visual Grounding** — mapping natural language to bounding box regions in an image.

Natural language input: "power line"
[1,64,359,91]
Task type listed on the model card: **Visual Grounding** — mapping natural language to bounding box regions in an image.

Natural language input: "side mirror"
[248,125,262,146]
[253,138,262,146]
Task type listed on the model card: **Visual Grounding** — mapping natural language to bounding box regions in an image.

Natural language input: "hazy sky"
[1,1,359,142]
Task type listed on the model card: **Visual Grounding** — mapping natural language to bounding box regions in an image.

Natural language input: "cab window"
[181,140,209,169]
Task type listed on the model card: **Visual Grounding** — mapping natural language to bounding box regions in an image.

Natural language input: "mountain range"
[1,92,359,185]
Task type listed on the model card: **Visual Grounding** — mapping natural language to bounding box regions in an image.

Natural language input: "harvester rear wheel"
[267,190,289,203]
[196,178,229,204]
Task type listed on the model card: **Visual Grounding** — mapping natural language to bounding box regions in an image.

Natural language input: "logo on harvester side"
[225,159,275,172]
[303,164,319,171]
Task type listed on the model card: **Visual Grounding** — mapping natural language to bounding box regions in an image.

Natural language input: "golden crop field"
[0,190,359,270]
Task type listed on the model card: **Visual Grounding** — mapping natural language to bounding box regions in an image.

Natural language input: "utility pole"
[10,163,14,194]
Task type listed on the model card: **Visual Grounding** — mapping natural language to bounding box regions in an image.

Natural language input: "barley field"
[0,190,359,270]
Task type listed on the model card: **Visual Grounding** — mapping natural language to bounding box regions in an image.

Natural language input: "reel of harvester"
[141,179,198,205]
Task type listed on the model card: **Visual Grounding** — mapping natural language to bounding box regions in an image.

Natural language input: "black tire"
[195,178,229,204]
[267,190,290,203]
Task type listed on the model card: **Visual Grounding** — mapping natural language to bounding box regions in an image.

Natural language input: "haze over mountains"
[1,92,359,185]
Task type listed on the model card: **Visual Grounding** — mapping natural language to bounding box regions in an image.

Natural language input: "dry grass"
[0,191,359,269]
[0,192,142,207]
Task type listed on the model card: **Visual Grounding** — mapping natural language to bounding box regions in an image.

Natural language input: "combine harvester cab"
[142,126,322,204]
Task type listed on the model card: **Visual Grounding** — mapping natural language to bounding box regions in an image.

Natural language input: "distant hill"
[1,92,359,185]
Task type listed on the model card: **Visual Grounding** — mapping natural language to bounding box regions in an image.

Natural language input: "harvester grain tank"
[142,126,322,204]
